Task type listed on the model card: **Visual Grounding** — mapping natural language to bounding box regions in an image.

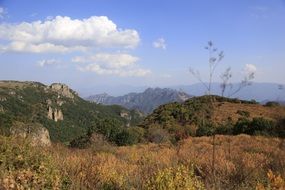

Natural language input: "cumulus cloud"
[244,64,257,75]
[37,59,61,67]
[153,38,166,49]
[2,42,86,53]
[0,16,140,53]
[73,53,139,68]
[74,53,151,77]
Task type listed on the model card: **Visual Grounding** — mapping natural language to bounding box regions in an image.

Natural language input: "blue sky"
[0,0,285,94]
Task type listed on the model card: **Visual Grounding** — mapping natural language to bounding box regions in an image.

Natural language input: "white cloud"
[153,38,166,49]
[244,64,257,75]
[74,53,151,77]
[37,59,61,67]
[73,53,139,68]
[1,42,86,53]
[46,16,54,20]
[0,16,140,53]
[0,7,6,19]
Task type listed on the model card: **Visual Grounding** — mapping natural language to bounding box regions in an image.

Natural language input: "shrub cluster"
[0,136,70,189]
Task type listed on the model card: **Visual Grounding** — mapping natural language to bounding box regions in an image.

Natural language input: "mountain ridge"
[86,87,192,114]
[80,82,285,103]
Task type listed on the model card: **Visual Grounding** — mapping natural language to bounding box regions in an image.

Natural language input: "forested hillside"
[0,81,143,145]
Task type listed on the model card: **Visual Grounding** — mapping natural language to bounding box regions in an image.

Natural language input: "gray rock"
[49,83,75,99]
[10,122,51,146]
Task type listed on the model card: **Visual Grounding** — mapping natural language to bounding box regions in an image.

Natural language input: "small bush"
[69,133,92,149]
[275,118,285,138]
[196,122,215,136]
[145,165,205,190]
[250,117,275,135]
[233,117,251,135]
[216,122,234,135]
[265,101,280,107]
[115,128,139,146]
[147,125,171,143]
[233,117,275,136]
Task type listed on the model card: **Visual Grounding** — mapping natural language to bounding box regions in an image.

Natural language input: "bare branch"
[189,67,209,91]
[228,71,255,97]
[189,41,224,95]
[220,67,232,97]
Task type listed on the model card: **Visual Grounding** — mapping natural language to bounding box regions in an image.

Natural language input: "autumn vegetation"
[1,134,285,189]
[1,81,285,189]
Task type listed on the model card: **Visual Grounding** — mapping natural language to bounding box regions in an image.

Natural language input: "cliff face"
[46,98,64,122]
[86,88,192,114]
[10,122,51,146]
[45,83,76,122]
[47,106,63,122]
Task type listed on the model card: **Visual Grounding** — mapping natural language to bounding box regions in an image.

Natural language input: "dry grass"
[0,81,34,89]
[45,135,285,189]
[212,102,285,124]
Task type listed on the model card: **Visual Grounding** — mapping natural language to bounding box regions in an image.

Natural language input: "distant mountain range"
[81,83,285,104]
[86,88,191,114]
[171,82,285,102]
[84,83,284,113]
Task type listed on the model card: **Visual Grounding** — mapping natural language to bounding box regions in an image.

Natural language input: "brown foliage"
[44,135,285,189]
[1,134,284,189]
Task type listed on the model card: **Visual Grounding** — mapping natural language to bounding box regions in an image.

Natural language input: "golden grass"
[46,135,285,189]
[212,102,285,124]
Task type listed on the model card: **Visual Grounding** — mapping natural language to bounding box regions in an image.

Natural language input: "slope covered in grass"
[141,96,285,142]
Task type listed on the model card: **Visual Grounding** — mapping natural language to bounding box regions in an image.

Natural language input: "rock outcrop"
[0,96,7,102]
[0,105,4,113]
[10,122,51,146]
[120,111,132,127]
[47,106,63,122]
[49,83,75,99]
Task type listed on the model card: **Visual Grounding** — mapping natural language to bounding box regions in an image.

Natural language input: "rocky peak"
[86,93,114,104]
[49,83,75,99]
[177,91,191,101]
